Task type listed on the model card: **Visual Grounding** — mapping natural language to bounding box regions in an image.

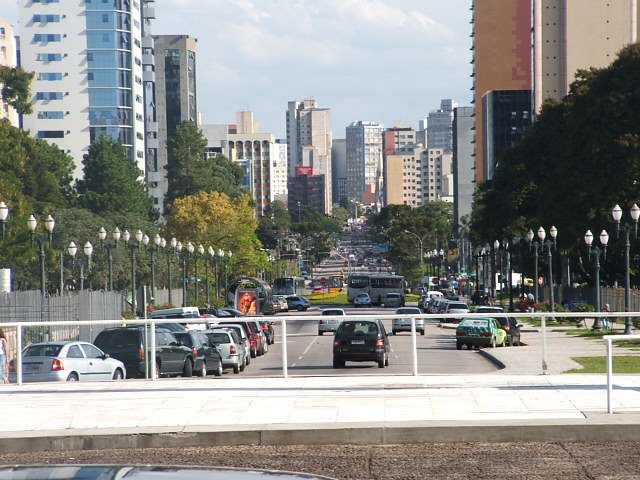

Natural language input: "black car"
[94,327,194,379]
[258,320,275,345]
[173,331,224,377]
[494,316,522,346]
[332,319,390,369]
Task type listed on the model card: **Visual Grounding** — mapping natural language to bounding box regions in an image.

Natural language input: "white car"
[443,302,470,323]
[392,307,425,335]
[353,292,372,307]
[319,308,346,335]
[10,341,126,383]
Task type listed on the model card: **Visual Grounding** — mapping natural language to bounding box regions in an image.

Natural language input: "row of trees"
[471,44,640,288]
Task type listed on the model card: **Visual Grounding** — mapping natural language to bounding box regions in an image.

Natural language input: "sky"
[0,0,472,139]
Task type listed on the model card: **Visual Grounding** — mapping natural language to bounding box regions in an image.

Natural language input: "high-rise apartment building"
[384,145,424,208]
[453,106,475,230]
[152,34,197,213]
[331,139,347,204]
[286,99,332,213]
[346,120,384,206]
[19,0,150,178]
[471,0,532,183]
[533,0,639,111]
[426,99,457,153]
[0,19,19,127]
[421,149,452,204]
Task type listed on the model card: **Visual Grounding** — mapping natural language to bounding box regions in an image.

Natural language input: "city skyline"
[0,0,472,138]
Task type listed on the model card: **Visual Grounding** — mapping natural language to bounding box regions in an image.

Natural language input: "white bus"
[347,274,406,306]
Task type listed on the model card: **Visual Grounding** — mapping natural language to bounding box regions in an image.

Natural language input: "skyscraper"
[345,120,384,206]
[426,99,457,153]
[152,34,197,214]
[19,0,149,178]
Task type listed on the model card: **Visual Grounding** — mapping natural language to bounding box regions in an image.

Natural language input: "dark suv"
[332,319,390,369]
[94,327,194,379]
[173,331,223,377]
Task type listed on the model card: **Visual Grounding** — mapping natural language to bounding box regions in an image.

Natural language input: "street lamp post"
[217,249,225,303]
[67,241,93,290]
[142,233,162,303]
[473,247,481,295]
[186,242,195,306]
[404,230,429,286]
[27,214,55,295]
[527,226,558,310]
[166,237,178,305]
[193,244,205,304]
[226,250,233,296]
[176,241,188,307]
[493,240,500,300]
[206,246,214,306]
[0,202,9,240]
[98,227,120,291]
[123,229,143,314]
[612,203,640,334]
[584,229,609,329]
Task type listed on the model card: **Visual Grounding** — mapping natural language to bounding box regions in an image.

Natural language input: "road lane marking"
[298,336,319,360]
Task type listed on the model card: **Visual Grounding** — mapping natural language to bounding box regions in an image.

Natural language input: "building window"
[36,91,64,100]
[33,34,61,42]
[38,111,65,119]
[33,14,61,23]
[37,72,63,80]
[37,53,62,61]
[37,130,64,138]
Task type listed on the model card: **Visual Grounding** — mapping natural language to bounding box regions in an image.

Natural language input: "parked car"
[475,306,504,314]
[247,320,269,354]
[494,316,523,346]
[216,320,265,357]
[94,327,194,379]
[428,297,449,314]
[219,308,247,317]
[353,292,372,308]
[333,319,390,369]
[383,292,404,308]
[207,322,251,367]
[173,331,224,377]
[258,320,275,345]
[392,307,425,335]
[204,328,245,374]
[272,295,289,313]
[286,295,311,311]
[443,301,470,323]
[455,317,507,349]
[9,341,126,383]
[318,308,345,335]
[149,306,207,330]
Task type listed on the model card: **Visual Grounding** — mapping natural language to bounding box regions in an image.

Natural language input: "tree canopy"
[0,66,34,115]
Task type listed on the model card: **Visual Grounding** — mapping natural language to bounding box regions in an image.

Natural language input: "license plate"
[25,364,39,371]
[351,340,365,345]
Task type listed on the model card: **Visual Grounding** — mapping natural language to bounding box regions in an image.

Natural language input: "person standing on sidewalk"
[602,304,611,330]
[0,328,8,384]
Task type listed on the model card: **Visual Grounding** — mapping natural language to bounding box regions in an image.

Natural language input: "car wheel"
[263,341,269,354]
[392,330,396,335]
[182,359,193,377]
[514,337,521,347]
[250,348,256,358]
[258,344,264,356]
[233,363,240,374]
[112,369,124,380]
[378,355,385,368]
[197,361,207,377]
[456,342,462,350]
[385,355,389,367]
[213,359,223,377]
[154,360,160,379]
[297,305,304,311]
[66,372,79,382]
[245,354,251,366]
[333,356,344,369]
[318,331,324,336]
[490,337,496,349]
[240,356,246,372]
[420,329,425,336]
[467,344,473,350]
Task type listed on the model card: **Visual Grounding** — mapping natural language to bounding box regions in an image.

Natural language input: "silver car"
[209,322,251,368]
[392,307,425,335]
[10,341,126,382]
[318,308,345,335]
[204,328,245,374]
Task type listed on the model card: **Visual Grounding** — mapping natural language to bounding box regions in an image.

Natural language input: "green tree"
[0,66,34,115]
[165,121,245,207]
[76,136,157,222]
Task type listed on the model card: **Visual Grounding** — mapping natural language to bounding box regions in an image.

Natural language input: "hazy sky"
[0,0,472,138]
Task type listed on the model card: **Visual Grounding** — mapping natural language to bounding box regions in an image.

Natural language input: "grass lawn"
[566,356,640,373]
[562,329,640,350]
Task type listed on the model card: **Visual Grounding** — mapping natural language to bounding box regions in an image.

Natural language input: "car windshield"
[340,321,377,335]
[173,332,193,346]
[460,319,489,328]
[24,344,63,357]
[397,308,420,314]
[95,329,139,348]
[322,310,345,316]
[206,332,230,344]
[449,303,468,309]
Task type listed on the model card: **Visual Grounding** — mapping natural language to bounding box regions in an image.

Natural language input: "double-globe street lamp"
[403,230,429,286]
[584,229,609,330]
[611,203,640,334]
[67,241,93,290]
[0,202,9,240]
[98,227,121,291]
[527,226,558,310]
[142,233,162,302]
[27,214,55,295]
[122,229,144,313]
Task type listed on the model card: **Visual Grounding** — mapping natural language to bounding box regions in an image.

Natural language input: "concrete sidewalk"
[1,321,640,453]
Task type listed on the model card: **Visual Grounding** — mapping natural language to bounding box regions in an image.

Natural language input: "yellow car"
[455,317,507,350]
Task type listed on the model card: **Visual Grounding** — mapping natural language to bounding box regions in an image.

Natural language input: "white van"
[148,306,207,331]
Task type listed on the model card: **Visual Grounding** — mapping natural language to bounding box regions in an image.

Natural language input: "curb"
[478,349,506,370]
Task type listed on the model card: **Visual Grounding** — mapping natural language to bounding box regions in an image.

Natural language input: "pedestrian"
[602,304,611,330]
[0,328,8,384]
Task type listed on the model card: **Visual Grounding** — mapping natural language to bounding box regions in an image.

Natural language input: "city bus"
[347,274,405,306]
[328,274,345,293]
[273,276,305,296]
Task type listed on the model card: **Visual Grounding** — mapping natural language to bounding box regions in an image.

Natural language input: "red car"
[216,320,266,358]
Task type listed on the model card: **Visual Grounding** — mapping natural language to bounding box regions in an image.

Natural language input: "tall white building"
[0,18,19,127]
[426,99,457,153]
[19,0,149,177]
[346,121,385,206]
[421,148,453,203]
[286,99,332,213]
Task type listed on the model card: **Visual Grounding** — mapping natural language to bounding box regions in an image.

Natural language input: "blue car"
[286,295,311,311]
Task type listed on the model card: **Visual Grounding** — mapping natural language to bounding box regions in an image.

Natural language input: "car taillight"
[503,325,510,332]
[249,337,256,347]
[8,359,15,373]
[483,332,492,337]
[334,340,342,348]
[262,324,268,330]
[230,344,237,354]
[191,346,198,358]
[375,339,384,348]
[138,347,145,360]
[51,358,64,371]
